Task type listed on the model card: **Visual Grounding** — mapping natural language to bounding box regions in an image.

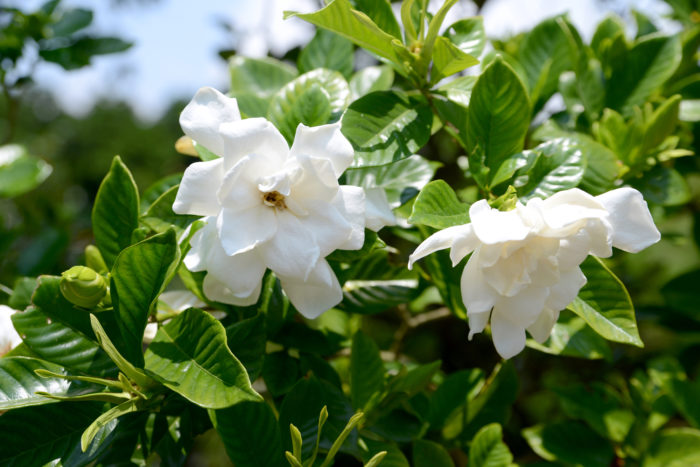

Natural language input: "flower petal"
[0,305,22,356]
[302,200,354,257]
[364,187,396,231]
[258,210,320,280]
[470,200,531,244]
[180,87,241,156]
[408,224,475,269]
[526,308,559,343]
[596,187,661,253]
[159,290,206,312]
[203,273,263,306]
[217,156,264,213]
[183,219,217,272]
[494,285,549,328]
[217,206,277,256]
[173,159,224,216]
[460,250,499,315]
[289,122,355,177]
[490,310,527,359]
[202,248,266,301]
[331,185,366,251]
[279,259,343,319]
[220,118,289,169]
[467,310,490,340]
[545,266,586,312]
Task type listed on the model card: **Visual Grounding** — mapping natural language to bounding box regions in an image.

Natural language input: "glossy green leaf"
[285,0,401,64]
[526,310,612,360]
[8,276,37,310]
[431,36,479,84]
[225,313,266,381]
[350,331,385,410]
[468,423,514,467]
[591,15,626,60]
[144,308,260,409]
[353,0,401,39]
[81,398,141,452]
[437,75,476,107]
[210,401,286,467]
[139,173,182,213]
[643,428,700,467]
[229,56,298,117]
[92,156,139,268]
[342,278,420,315]
[429,369,484,429]
[409,180,470,228]
[32,275,93,337]
[141,185,198,234]
[522,421,614,466]
[299,28,354,78]
[342,91,432,167]
[344,155,439,207]
[0,144,52,198]
[12,307,116,376]
[111,229,180,366]
[513,138,585,199]
[0,402,102,466]
[466,58,530,181]
[349,65,394,100]
[569,256,643,347]
[268,68,349,143]
[637,165,691,206]
[0,357,76,410]
[606,34,682,115]
[444,17,486,58]
[413,439,454,467]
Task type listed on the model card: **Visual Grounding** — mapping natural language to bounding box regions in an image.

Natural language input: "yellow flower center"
[262,190,286,209]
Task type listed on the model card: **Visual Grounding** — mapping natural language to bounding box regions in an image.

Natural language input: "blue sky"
[15,0,675,121]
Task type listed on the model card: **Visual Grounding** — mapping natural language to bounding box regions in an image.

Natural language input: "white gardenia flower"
[174,87,394,318]
[0,305,22,356]
[408,187,660,359]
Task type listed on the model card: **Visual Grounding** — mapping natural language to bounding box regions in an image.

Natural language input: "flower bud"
[85,245,108,274]
[60,266,107,308]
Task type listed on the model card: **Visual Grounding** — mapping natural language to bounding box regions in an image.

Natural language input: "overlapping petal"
[289,123,354,177]
[173,159,224,216]
[180,87,241,156]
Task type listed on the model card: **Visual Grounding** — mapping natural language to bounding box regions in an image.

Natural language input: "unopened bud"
[60,266,107,308]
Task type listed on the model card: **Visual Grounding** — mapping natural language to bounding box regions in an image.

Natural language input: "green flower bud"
[85,245,108,274]
[60,266,107,308]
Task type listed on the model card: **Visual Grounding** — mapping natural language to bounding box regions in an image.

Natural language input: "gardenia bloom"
[0,305,22,356]
[174,87,394,318]
[408,187,660,359]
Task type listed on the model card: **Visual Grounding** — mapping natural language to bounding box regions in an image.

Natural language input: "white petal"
[490,310,527,359]
[220,118,289,170]
[302,200,354,257]
[331,185,366,251]
[596,187,661,253]
[217,156,265,213]
[202,248,266,301]
[493,285,549,328]
[159,290,206,311]
[526,308,559,343]
[173,159,224,216]
[180,87,241,156]
[538,187,608,236]
[545,267,586,312]
[408,224,474,269]
[289,122,355,177]
[258,210,320,280]
[467,310,490,340]
[470,200,531,244]
[290,154,340,202]
[217,206,277,256]
[183,219,217,272]
[279,259,343,319]
[450,224,480,266]
[0,305,22,356]
[364,188,396,231]
[203,273,263,306]
[460,250,499,315]
[556,219,612,269]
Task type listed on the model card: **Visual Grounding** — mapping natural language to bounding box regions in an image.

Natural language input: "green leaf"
[513,138,585,199]
[569,256,642,347]
[0,357,77,410]
[299,28,354,77]
[352,0,401,39]
[350,331,385,410]
[0,402,102,466]
[444,17,486,58]
[92,156,139,268]
[278,377,354,459]
[344,155,439,207]
[606,34,682,115]
[413,439,454,467]
[526,310,612,360]
[409,180,470,229]
[349,65,394,100]
[144,308,260,409]
[111,229,180,366]
[8,277,37,310]
[262,351,300,397]
[40,37,132,70]
[361,439,409,467]
[522,421,614,466]
[0,144,52,198]
[225,313,266,381]
[229,56,298,118]
[342,91,432,167]
[637,165,691,206]
[552,383,635,442]
[437,75,476,107]
[12,308,115,376]
[141,185,198,234]
[81,398,141,451]
[50,8,92,36]
[32,275,93,337]
[661,268,700,318]
[431,36,479,84]
[210,401,286,467]
[268,68,349,143]
[419,248,467,318]
[429,369,485,429]
[468,423,514,467]
[643,428,700,467]
[466,58,531,182]
[140,173,182,213]
[285,0,401,64]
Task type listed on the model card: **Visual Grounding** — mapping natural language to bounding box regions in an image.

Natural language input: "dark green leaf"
[40,37,132,70]
[351,331,385,409]
[0,144,52,198]
[413,439,454,467]
[299,28,354,77]
[50,8,92,36]
[112,229,180,366]
[32,275,93,337]
[409,180,470,228]
[92,156,139,268]
[643,427,700,467]
[8,277,36,310]
[428,369,484,429]
[522,421,614,466]
[0,357,81,410]
[513,138,585,199]
[225,313,266,380]
[141,185,198,234]
[144,308,260,409]
[637,165,691,206]
[342,91,432,167]
[526,310,612,360]
[210,401,286,467]
[229,56,298,117]
[352,0,401,39]
[261,351,300,397]
[468,423,514,467]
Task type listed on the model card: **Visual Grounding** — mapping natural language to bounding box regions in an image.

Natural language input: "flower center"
[262,190,286,209]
